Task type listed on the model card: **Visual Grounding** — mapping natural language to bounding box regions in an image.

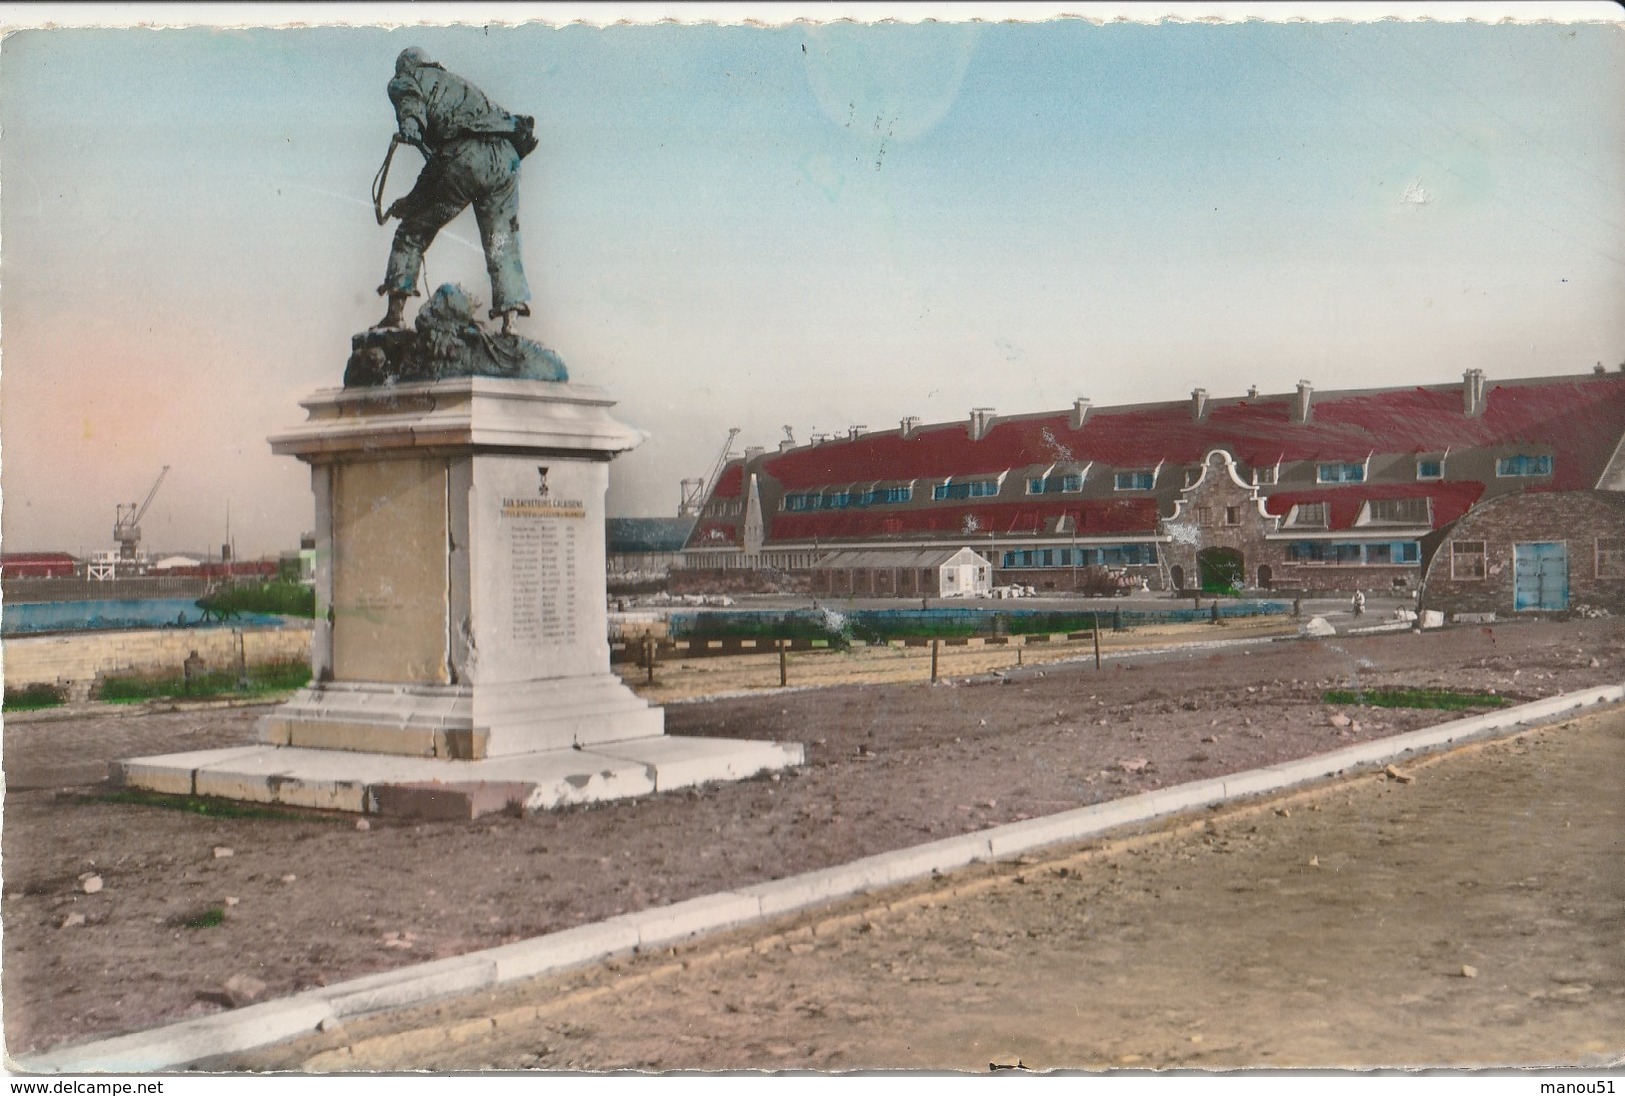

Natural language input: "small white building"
[809,546,993,599]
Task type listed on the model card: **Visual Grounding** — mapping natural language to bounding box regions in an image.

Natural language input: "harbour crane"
[678,428,741,516]
[113,466,170,561]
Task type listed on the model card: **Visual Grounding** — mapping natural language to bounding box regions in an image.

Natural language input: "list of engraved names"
[502,497,584,646]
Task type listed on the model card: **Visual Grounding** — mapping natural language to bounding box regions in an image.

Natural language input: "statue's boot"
[375,292,410,330]
[493,303,531,337]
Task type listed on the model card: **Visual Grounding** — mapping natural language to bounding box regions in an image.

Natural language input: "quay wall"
[3,625,313,693]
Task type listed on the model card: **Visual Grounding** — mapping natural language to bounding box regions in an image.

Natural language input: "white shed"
[809,546,993,599]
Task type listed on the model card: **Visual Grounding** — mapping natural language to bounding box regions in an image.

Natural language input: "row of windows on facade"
[1271,455,1549,484]
[998,541,1428,569]
[684,551,944,570]
[770,494,1429,531]
[781,472,1138,511]
[999,541,1424,569]
[691,538,1625,577]
[1286,541,1422,565]
[711,494,1431,525]
[1000,544,1160,569]
[1450,537,1625,580]
[749,455,1553,517]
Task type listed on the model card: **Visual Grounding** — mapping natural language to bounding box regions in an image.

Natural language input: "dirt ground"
[3,617,1621,1059]
[234,706,1625,1072]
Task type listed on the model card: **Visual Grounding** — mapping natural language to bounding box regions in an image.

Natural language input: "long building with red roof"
[0,552,79,580]
[681,369,1625,595]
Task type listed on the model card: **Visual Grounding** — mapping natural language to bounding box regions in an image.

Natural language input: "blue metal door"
[1513,542,1568,611]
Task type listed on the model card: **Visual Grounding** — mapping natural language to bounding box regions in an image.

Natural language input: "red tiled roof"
[1,552,78,564]
[759,376,1625,491]
[709,463,746,498]
[684,374,1625,552]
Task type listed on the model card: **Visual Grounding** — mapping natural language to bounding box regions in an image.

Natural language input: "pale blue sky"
[2,9,1621,556]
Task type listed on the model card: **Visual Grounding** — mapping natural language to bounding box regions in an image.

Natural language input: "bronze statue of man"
[375,48,538,334]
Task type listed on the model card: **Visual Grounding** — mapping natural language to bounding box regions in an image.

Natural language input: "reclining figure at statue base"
[345,283,568,388]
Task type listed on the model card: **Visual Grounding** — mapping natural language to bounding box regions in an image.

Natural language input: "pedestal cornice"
[269,379,646,461]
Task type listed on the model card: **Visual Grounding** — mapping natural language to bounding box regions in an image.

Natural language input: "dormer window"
[1114,470,1156,491]
[1026,472,1084,495]
[855,484,913,506]
[1416,458,1444,481]
[1288,502,1329,528]
[933,479,1000,501]
[1496,454,1552,477]
[1362,497,1432,526]
[1317,461,1366,484]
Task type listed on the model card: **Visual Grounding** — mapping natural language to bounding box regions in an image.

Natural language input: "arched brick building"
[1419,491,1625,619]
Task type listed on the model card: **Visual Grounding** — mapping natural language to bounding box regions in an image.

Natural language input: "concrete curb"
[18,682,1621,1074]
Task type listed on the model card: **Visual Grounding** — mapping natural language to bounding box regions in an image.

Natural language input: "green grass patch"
[3,682,68,711]
[184,907,226,929]
[196,581,316,619]
[1324,687,1509,711]
[96,661,312,704]
[95,789,314,821]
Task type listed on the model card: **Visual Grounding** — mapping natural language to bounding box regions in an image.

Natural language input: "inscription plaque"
[505,517,580,644]
[461,445,614,683]
[499,487,585,651]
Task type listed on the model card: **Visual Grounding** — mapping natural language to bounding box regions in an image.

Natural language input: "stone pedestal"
[114,379,801,817]
[262,378,664,758]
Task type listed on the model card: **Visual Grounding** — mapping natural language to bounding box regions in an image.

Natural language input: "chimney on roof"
[779,437,796,452]
[1293,380,1314,424]
[1595,361,1607,377]
[847,425,867,440]
[900,415,921,437]
[1247,385,1260,399]
[1191,387,1210,423]
[1071,398,1092,429]
[968,407,996,441]
[1463,368,1487,418]
[743,446,765,461]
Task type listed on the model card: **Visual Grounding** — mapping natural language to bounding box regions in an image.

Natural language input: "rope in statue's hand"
[372,135,402,226]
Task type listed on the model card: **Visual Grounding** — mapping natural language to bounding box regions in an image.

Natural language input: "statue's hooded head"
[395,47,443,76]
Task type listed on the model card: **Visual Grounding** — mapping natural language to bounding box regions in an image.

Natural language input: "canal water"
[666,601,1290,641]
[1,598,287,636]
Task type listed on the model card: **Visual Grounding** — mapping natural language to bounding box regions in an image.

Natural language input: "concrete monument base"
[257,676,666,759]
[112,735,804,820]
[115,377,801,814]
